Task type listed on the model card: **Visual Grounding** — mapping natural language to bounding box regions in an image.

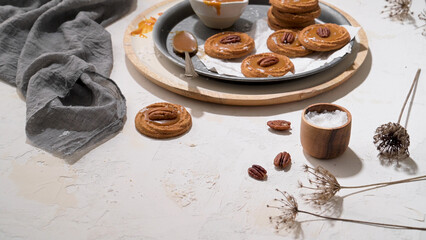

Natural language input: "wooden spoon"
[173,31,199,77]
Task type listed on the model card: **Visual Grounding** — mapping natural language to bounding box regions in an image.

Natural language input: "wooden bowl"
[300,103,352,159]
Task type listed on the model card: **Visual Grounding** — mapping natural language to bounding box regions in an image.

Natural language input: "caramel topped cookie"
[267,29,313,57]
[267,7,315,30]
[135,102,192,139]
[204,32,255,59]
[299,23,351,51]
[241,53,295,78]
[271,6,320,23]
[270,0,319,14]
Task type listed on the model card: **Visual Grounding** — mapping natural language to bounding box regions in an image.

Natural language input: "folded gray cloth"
[0,0,135,157]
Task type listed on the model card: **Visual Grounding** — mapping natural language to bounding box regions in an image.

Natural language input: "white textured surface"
[1,0,426,239]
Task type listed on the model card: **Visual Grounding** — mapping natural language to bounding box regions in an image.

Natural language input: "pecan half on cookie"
[267,29,312,58]
[241,53,294,78]
[257,56,279,67]
[204,32,255,59]
[281,32,295,44]
[299,23,350,51]
[220,35,241,44]
[316,27,331,38]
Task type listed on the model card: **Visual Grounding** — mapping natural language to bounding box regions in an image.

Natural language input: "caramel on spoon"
[173,31,198,77]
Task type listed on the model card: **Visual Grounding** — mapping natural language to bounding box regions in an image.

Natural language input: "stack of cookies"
[268,0,321,30]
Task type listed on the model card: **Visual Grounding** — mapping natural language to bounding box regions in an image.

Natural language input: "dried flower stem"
[340,174,426,189]
[300,165,426,205]
[269,190,426,231]
[373,68,421,160]
[397,68,421,124]
[420,10,426,35]
[382,0,413,20]
[297,209,426,231]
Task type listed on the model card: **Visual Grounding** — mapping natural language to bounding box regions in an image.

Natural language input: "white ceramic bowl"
[189,0,249,29]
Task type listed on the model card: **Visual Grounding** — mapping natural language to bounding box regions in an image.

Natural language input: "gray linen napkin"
[0,0,135,157]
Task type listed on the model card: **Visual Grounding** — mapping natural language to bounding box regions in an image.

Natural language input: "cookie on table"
[204,32,255,59]
[267,29,313,58]
[271,5,321,24]
[269,0,320,14]
[299,23,351,51]
[267,7,315,30]
[135,102,192,139]
[241,53,295,78]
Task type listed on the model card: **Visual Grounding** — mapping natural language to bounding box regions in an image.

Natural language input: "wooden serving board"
[123,0,369,106]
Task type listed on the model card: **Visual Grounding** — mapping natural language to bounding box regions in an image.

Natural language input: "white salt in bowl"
[300,103,352,159]
[189,0,249,29]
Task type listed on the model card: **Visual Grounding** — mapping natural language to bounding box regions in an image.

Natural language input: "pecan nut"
[267,120,291,131]
[316,27,331,38]
[281,32,295,44]
[257,56,279,67]
[220,35,241,44]
[274,151,291,168]
[148,108,178,120]
[248,164,267,180]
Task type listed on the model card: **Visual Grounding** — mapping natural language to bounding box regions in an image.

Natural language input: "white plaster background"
[1,0,426,239]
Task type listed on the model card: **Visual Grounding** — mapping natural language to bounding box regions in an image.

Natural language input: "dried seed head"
[268,189,299,229]
[419,9,426,36]
[420,9,426,21]
[373,122,410,160]
[382,0,413,21]
[300,165,341,205]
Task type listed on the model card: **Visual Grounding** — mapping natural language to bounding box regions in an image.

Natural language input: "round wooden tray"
[123,0,369,106]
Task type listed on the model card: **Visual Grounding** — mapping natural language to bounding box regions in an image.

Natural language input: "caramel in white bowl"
[189,0,249,29]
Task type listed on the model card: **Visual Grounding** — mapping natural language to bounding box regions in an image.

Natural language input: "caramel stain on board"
[131,13,163,38]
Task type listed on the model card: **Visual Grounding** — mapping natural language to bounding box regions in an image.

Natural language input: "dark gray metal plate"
[153,0,353,83]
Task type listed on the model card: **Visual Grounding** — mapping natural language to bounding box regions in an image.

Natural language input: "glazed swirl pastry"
[135,102,192,139]
[204,32,255,59]
[299,23,351,51]
[267,29,313,58]
[270,0,319,14]
[241,53,295,78]
[271,6,321,23]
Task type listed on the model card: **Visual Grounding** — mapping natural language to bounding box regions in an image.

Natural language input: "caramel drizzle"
[202,0,244,16]
[203,1,222,15]
[131,13,162,38]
